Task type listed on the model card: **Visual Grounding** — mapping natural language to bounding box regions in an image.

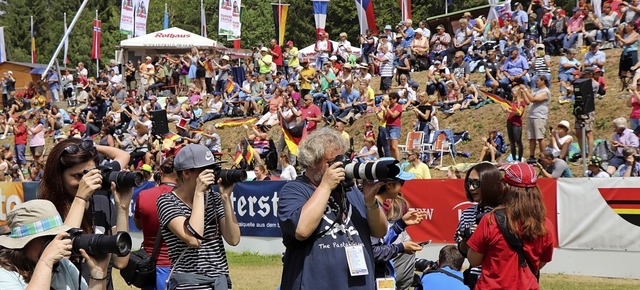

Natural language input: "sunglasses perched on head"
[63,140,96,156]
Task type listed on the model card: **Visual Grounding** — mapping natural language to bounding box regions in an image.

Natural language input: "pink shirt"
[567,16,584,33]
[631,95,640,119]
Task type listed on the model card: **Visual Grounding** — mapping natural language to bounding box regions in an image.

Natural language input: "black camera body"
[209,163,247,186]
[415,258,439,272]
[67,228,132,257]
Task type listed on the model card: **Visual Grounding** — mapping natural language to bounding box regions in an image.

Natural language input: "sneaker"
[444,109,454,114]
[0,135,5,140]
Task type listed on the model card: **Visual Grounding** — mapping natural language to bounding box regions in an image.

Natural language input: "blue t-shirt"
[341,89,360,105]
[401,27,415,48]
[420,266,469,290]
[278,178,375,290]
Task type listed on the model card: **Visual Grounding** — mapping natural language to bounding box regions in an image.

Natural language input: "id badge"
[345,245,369,276]
[376,278,395,290]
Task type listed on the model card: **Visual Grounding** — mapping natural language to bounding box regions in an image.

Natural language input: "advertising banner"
[119,0,135,35]
[403,178,558,245]
[231,0,241,38]
[557,178,640,251]
[231,180,283,237]
[218,0,238,36]
[134,0,150,37]
[0,183,25,225]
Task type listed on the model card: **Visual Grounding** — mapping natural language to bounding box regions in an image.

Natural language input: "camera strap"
[494,209,540,281]
[297,175,347,238]
[150,227,163,265]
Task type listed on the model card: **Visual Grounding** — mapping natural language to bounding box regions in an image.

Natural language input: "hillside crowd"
[1,1,640,290]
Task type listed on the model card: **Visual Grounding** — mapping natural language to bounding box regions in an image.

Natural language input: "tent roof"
[119,27,225,50]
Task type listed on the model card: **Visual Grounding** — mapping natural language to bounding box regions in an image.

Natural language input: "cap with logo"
[500,163,538,188]
[174,144,218,171]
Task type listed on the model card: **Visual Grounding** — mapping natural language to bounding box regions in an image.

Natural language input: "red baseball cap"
[500,163,538,188]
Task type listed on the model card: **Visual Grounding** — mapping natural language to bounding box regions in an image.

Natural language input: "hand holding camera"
[39,232,72,268]
[321,162,346,191]
[196,169,217,194]
[76,169,102,201]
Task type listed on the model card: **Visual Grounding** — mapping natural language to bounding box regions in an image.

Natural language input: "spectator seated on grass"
[478,130,507,163]
[547,120,574,160]
[585,156,611,177]
[355,137,379,163]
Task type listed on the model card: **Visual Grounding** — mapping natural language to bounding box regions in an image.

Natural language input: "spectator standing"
[627,85,640,130]
[399,19,415,49]
[360,30,376,76]
[134,157,177,290]
[270,39,284,75]
[299,94,322,133]
[616,22,639,91]
[468,163,554,290]
[512,2,529,33]
[258,47,274,83]
[520,77,550,163]
[384,92,403,160]
[374,45,394,94]
[607,117,640,174]
[13,115,27,168]
[315,32,331,70]
[47,70,60,103]
[336,32,353,63]
[404,149,431,178]
[277,128,387,290]
[299,59,316,98]
[279,152,297,180]
[26,113,45,164]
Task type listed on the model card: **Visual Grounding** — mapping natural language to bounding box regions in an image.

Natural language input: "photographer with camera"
[277,127,388,290]
[616,147,640,177]
[38,139,133,290]
[418,245,469,290]
[0,200,111,290]
[156,144,241,289]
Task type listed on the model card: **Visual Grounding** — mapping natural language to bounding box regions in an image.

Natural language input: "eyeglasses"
[304,98,313,101]
[63,140,96,156]
[465,179,481,189]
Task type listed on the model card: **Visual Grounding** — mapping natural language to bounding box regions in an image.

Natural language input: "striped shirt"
[379,52,395,77]
[533,56,551,75]
[157,191,229,289]
[454,204,493,243]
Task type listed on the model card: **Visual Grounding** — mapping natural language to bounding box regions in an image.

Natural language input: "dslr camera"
[415,258,439,272]
[90,163,144,190]
[66,228,132,257]
[329,156,401,188]
[209,162,247,185]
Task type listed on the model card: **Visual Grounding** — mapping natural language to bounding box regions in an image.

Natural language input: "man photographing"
[278,127,388,290]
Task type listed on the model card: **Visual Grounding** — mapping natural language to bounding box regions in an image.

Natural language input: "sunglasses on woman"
[465,179,481,189]
[63,140,97,156]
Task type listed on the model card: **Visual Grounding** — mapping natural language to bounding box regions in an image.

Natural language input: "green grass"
[113,252,640,290]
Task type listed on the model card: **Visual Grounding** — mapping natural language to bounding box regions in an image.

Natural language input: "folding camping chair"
[398,131,432,156]
[432,131,456,167]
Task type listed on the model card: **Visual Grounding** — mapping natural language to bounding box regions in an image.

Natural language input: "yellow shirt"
[259,54,273,74]
[341,131,350,144]
[404,162,431,179]
[288,47,299,68]
[300,67,316,90]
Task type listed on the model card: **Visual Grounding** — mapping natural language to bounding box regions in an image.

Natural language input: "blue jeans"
[322,100,341,116]
[315,56,328,70]
[597,28,617,42]
[563,33,581,50]
[558,72,572,93]
[531,73,551,89]
[377,126,390,157]
[631,118,640,131]
[201,112,221,123]
[15,144,26,165]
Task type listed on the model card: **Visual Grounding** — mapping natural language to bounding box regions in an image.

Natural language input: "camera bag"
[494,209,540,281]
[120,228,163,288]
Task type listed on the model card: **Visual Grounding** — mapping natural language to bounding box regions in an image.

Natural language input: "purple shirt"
[612,128,640,156]
[501,55,530,77]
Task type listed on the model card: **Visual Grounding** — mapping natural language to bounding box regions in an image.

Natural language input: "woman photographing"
[0,199,110,290]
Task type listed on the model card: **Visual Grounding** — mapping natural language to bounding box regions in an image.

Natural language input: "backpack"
[593,139,613,161]
[494,132,508,154]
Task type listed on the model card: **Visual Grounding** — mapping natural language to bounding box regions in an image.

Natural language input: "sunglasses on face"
[465,179,481,189]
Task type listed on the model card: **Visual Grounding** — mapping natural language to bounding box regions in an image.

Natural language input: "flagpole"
[201,0,205,37]
[95,10,99,78]
[41,0,90,81]
[63,12,68,69]
[30,15,34,64]
[445,0,448,14]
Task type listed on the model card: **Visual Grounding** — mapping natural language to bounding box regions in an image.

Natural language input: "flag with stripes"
[281,117,307,156]
[214,117,257,128]
[480,90,518,112]
[91,19,101,60]
[272,3,289,46]
[234,140,254,167]
[312,0,329,39]
[355,0,378,36]
[31,16,36,64]
[399,0,411,21]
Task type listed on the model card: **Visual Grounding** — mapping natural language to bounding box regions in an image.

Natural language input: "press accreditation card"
[345,245,369,276]
[376,278,395,290]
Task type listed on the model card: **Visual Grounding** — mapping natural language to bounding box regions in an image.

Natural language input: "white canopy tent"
[298,41,362,61]
[119,27,225,50]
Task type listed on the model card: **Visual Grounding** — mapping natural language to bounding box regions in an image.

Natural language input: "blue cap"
[395,165,415,181]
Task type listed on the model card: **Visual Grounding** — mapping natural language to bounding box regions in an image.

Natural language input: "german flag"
[234,139,254,166]
[599,188,640,227]
[215,117,257,128]
[281,116,307,156]
[480,90,518,113]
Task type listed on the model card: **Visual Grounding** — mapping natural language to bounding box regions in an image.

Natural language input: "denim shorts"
[387,126,401,140]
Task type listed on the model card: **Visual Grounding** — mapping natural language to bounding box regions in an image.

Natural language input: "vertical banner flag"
[488,0,512,27]
[218,0,234,35]
[272,3,289,46]
[227,1,243,43]
[134,0,150,37]
[119,0,135,35]
[399,0,411,21]
[201,0,207,37]
[63,13,69,65]
[92,19,102,60]
[355,0,377,36]
[0,27,6,63]
[312,0,329,39]
[592,0,602,17]
[31,16,36,64]
[164,3,169,30]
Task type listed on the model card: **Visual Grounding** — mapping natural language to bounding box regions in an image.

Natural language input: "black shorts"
[380,77,392,91]
[196,67,206,78]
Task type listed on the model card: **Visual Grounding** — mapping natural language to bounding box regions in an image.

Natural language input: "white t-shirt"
[316,40,329,58]
[359,145,378,162]
[78,68,88,77]
[208,99,223,114]
[280,164,297,180]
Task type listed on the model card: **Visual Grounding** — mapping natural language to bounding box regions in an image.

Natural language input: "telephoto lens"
[216,169,247,184]
[107,170,144,189]
[70,231,132,257]
[344,158,400,181]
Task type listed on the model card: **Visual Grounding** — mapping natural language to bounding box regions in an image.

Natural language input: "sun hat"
[260,47,268,52]
[613,117,627,129]
[174,144,218,171]
[384,25,392,30]
[557,120,570,130]
[140,164,153,173]
[536,43,545,49]
[0,200,73,249]
[415,28,423,35]
[221,55,230,61]
[500,162,538,188]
